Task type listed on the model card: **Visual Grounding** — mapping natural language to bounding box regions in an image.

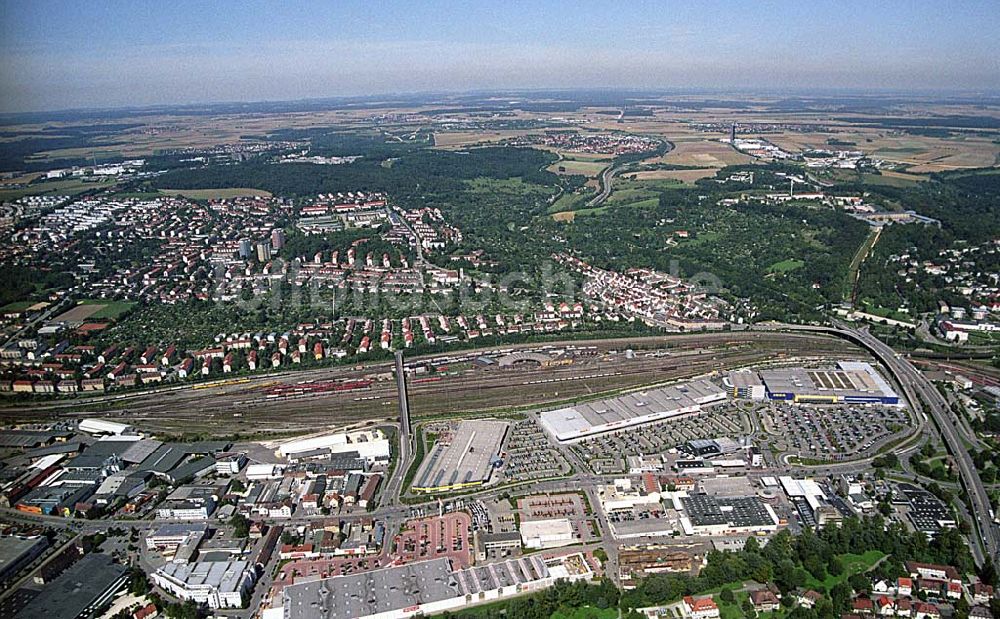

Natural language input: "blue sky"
[1,0,998,112]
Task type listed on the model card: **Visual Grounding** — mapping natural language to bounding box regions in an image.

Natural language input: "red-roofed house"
[972,582,994,604]
[946,581,962,600]
[133,603,158,619]
[684,596,720,619]
[897,577,913,597]
[853,598,874,615]
[906,562,960,584]
[751,590,781,613]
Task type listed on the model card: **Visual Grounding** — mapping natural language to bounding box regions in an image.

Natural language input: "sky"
[1,0,999,113]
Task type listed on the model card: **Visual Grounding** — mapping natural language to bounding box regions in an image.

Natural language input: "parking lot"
[571,409,748,474]
[501,418,569,482]
[518,493,588,521]
[762,402,909,460]
[391,511,473,568]
[517,493,598,544]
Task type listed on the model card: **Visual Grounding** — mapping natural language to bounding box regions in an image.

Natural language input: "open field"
[548,191,591,213]
[804,550,885,591]
[548,159,608,177]
[872,170,930,184]
[50,303,104,324]
[857,172,926,188]
[0,301,37,313]
[0,177,112,201]
[432,129,537,148]
[79,299,136,320]
[628,168,716,184]
[658,139,753,167]
[157,187,273,199]
[767,258,805,273]
[769,129,1000,172]
[551,608,619,619]
[50,300,135,324]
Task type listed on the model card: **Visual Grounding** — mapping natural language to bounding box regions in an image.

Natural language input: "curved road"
[768,322,998,565]
[587,163,627,207]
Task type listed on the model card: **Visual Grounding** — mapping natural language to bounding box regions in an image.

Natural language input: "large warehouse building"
[411,420,509,494]
[276,429,391,465]
[539,379,726,443]
[728,361,900,405]
[274,553,593,619]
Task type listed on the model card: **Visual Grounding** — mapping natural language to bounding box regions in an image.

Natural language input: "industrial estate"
[0,7,999,619]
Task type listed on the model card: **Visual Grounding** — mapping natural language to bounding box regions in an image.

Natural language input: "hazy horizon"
[2,0,999,113]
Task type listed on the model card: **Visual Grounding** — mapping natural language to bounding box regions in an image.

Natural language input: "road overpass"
[382,350,413,508]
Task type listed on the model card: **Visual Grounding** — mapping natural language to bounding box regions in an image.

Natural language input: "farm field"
[629,168,716,184]
[433,129,535,148]
[658,139,753,167]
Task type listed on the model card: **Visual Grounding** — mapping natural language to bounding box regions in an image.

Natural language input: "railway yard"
[0,330,862,435]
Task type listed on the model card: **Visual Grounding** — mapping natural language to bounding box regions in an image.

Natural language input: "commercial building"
[520,518,575,549]
[278,553,593,619]
[411,420,509,493]
[899,483,956,537]
[618,545,694,586]
[247,463,284,480]
[726,371,767,400]
[473,531,522,562]
[756,361,900,405]
[146,523,209,562]
[156,484,220,520]
[539,379,726,442]
[0,536,48,584]
[277,429,390,466]
[78,418,134,436]
[15,553,128,619]
[676,494,779,536]
[152,559,255,609]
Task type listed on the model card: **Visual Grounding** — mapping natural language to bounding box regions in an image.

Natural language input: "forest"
[151,146,560,199]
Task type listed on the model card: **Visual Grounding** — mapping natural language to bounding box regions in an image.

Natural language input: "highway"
[772,322,999,565]
[851,327,999,565]
[587,163,625,207]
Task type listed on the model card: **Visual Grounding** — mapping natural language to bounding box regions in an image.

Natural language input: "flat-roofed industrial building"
[539,379,726,442]
[278,553,593,619]
[757,361,900,405]
[411,420,509,494]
